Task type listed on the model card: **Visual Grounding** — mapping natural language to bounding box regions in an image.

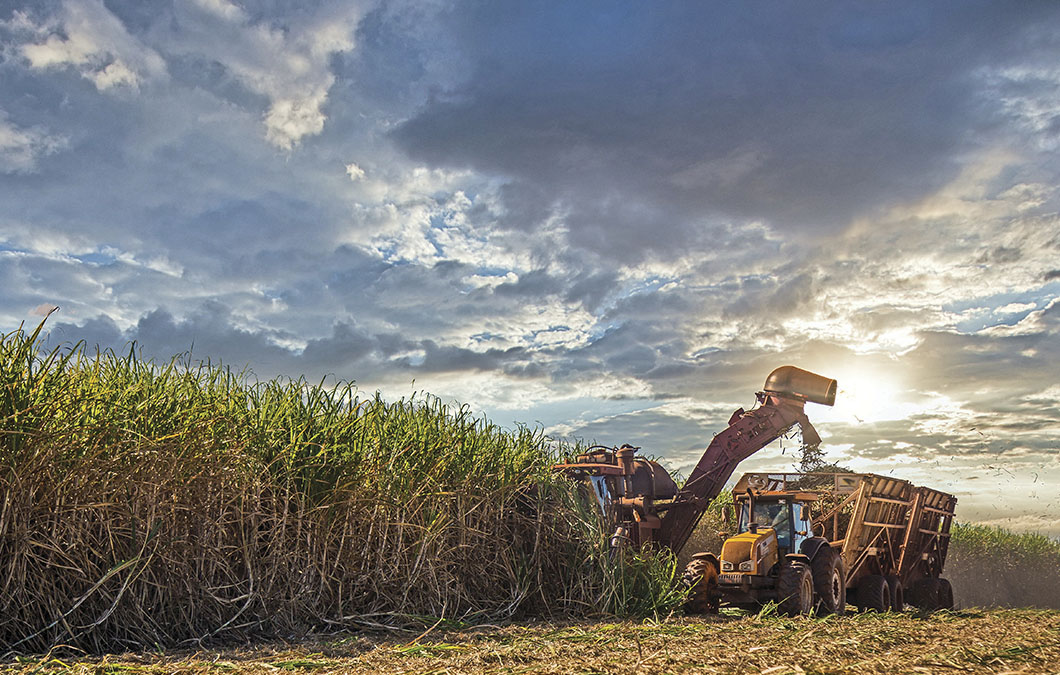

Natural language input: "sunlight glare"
[814,366,925,425]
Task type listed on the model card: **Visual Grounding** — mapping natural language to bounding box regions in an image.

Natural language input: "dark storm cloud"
[47,304,302,377]
[724,272,819,319]
[393,1,1060,258]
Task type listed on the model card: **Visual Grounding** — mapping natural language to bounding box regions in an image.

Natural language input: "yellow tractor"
[693,488,844,615]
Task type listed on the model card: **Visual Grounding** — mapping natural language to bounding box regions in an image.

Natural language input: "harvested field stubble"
[0,323,681,653]
[3,609,1057,674]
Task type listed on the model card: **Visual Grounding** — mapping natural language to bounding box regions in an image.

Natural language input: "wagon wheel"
[910,577,941,611]
[885,574,904,612]
[937,578,954,610]
[859,574,890,612]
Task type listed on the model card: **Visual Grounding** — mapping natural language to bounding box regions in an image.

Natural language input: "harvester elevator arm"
[656,366,836,553]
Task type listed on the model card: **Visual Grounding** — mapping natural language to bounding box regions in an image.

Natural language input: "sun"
[818,366,921,425]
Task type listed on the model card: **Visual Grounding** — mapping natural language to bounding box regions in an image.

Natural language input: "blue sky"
[2,0,1059,535]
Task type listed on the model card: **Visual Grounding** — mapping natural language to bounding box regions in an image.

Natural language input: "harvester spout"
[763,366,837,407]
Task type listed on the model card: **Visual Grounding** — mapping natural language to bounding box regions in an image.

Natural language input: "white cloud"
[19,0,167,91]
[0,112,67,173]
[99,246,184,278]
[170,0,371,150]
[995,302,1037,315]
[982,297,1060,337]
[191,0,247,23]
[344,167,535,272]
[345,162,366,181]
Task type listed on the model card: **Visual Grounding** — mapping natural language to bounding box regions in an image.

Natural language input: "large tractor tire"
[682,558,720,614]
[859,574,890,612]
[938,578,954,610]
[810,548,846,615]
[777,562,814,616]
[885,574,904,612]
[909,577,941,611]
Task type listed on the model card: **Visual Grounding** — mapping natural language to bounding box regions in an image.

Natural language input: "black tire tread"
[860,574,890,612]
[938,578,954,610]
[777,562,813,616]
[810,547,846,616]
[885,573,904,612]
[910,577,941,611]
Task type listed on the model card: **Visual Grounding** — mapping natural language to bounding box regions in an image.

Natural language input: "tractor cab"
[719,491,817,581]
[736,495,815,555]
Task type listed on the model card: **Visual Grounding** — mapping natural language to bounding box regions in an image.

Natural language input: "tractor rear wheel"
[859,574,890,612]
[885,574,904,612]
[777,562,814,616]
[810,548,846,615]
[938,578,954,610]
[682,558,720,614]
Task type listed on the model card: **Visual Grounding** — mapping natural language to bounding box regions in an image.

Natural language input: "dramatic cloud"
[160,0,371,148]
[392,2,1060,256]
[1,0,1058,535]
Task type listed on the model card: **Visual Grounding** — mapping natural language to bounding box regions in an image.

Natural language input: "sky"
[1,0,1059,536]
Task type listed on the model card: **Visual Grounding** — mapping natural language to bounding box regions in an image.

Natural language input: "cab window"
[748,500,792,549]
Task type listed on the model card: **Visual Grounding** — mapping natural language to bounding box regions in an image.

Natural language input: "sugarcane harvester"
[554,366,839,610]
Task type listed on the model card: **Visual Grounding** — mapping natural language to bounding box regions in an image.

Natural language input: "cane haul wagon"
[703,472,957,614]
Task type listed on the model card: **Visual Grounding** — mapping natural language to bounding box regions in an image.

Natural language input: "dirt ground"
[4,608,1058,674]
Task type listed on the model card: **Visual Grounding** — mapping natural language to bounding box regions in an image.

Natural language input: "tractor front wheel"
[682,558,720,614]
[777,562,814,616]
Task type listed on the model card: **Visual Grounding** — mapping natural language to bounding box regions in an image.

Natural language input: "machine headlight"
[721,561,734,572]
[739,560,755,572]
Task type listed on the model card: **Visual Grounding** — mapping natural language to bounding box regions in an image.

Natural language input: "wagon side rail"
[898,486,957,584]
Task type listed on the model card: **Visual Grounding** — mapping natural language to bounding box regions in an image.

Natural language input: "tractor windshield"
[741,499,792,549]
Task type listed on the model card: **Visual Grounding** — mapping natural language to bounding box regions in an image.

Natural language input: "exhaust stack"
[763,366,837,407]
